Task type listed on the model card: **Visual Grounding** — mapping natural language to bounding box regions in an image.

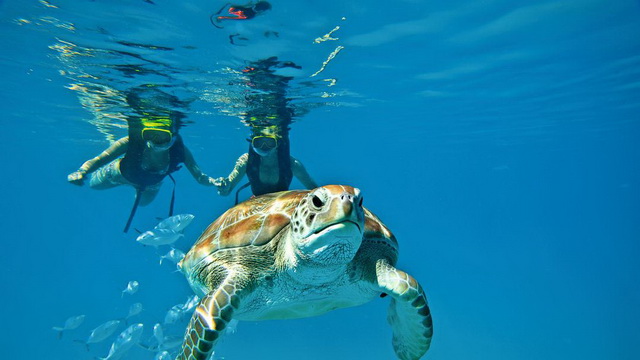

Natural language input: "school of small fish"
[53,214,215,359]
[55,277,205,358]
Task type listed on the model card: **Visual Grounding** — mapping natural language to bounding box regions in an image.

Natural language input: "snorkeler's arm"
[215,153,248,196]
[183,146,216,186]
[291,156,318,189]
[67,137,129,185]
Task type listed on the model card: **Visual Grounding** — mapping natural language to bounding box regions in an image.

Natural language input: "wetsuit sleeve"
[183,146,214,186]
[77,137,129,175]
[291,156,318,189]
[217,153,248,195]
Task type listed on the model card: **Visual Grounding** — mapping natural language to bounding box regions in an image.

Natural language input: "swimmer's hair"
[254,1,272,12]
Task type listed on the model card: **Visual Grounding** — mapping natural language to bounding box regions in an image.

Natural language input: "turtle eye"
[311,195,324,209]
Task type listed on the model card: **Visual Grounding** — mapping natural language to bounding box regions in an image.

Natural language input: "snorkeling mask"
[141,116,175,151]
[144,129,175,151]
[251,135,278,156]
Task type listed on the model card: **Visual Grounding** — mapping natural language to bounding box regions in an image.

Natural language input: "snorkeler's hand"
[67,170,86,185]
[213,177,231,196]
[205,177,216,186]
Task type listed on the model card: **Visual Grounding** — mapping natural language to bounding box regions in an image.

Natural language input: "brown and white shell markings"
[176,185,433,360]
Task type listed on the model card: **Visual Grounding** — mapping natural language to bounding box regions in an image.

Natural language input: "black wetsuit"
[120,135,185,189]
[246,138,292,196]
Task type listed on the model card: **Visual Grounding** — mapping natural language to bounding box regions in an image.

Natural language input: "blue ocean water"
[1,0,639,359]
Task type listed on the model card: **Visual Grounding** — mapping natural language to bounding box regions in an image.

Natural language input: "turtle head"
[290,185,365,266]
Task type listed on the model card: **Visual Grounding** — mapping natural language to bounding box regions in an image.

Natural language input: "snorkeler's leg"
[89,159,128,190]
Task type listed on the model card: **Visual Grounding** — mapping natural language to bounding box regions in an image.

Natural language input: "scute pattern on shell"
[181,191,307,268]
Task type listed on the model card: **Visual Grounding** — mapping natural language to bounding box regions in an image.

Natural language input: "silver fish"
[141,324,181,352]
[52,314,85,339]
[121,281,139,297]
[180,295,199,312]
[227,319,239,334]
[136,229,184,247]
[154,351,171,360]
[100,323,144,360]
[155,214,195,233]
[159,248,185,266]
[153,323,164,346]
[86,319,121,344]
[159,335,183,350]
[126,303,143,319]
[163,305,183,325]
[145,336,183,352]
[161,296,199,326]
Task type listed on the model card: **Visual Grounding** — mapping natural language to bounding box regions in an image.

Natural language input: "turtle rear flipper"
[376,260,433,360]
[176,271,244,360]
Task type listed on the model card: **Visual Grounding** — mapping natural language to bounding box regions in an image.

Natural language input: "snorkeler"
[210,1,272,28]
[214,125,317,200]
[214,58,316,201]
[67,87,218,232]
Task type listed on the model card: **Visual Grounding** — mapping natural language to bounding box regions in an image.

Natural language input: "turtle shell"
[180,188,398,271]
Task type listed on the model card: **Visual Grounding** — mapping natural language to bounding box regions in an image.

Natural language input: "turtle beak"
[336,190,364,232]
[312,220,361,236]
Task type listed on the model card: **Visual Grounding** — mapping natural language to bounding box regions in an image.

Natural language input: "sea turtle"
[176,185,433,360]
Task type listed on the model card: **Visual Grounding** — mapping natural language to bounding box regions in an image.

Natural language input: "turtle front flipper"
[176,272,244,360]
[376,260,433,360]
